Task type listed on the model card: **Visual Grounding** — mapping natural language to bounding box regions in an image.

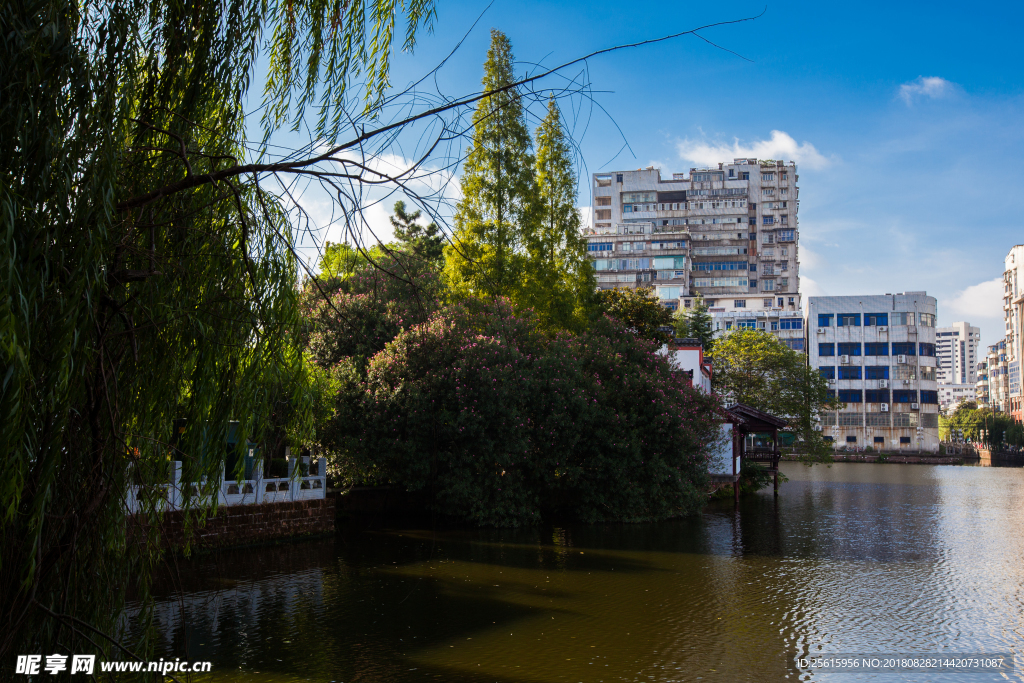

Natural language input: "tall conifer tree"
[443,30,536,298]
[522,96,595,330]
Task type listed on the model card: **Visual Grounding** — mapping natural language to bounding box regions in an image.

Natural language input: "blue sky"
[285,0,1024,346]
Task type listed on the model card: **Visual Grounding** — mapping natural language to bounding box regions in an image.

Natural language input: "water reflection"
[138,464,1024,682]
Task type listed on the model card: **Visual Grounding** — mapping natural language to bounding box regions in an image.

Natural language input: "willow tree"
[443,29,537,299]
[1,0,435,662]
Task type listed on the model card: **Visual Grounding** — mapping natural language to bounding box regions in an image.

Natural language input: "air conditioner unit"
[828,379,836,387]
[880,403,889,412]
[897,354,908,364]
[903,379,912,385]
[911,403,920,410]
[840,354,850,364]
[878,326,888,332]
[813,424,823,432]
[879,379,888,388]
[817,328,826,334]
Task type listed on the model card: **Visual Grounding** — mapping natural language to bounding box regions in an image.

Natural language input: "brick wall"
[138,498,335,551]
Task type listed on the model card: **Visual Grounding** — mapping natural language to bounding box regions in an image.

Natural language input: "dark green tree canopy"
[595,287,674,345]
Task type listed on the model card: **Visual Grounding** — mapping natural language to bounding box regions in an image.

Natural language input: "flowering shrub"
[319,298,721,526]
[301,254,442,371]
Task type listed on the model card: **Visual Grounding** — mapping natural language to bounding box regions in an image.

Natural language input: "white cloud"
[898,76,955,105]
[943,277,1004,321]
[800,276,827,298]
[676,130,833,170]
[578,205,592,227]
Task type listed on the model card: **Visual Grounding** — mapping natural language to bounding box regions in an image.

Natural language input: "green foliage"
[711,330,839,461]
[595,287,674,344]
[519,96,596,332]
[264,0,437,136]
[940,403,1024,448]
[672,294,715,353]
[1,0,429,661]
[318,241,392,282]
[443,30,536,300]
[390,200,445,263]
[318,299,721,525]
[303,253,442,373]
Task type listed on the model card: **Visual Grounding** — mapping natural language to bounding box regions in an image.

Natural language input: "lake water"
[144,463,1024,682]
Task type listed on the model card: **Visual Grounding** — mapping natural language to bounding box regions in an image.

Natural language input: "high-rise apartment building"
[975,359,990,408]
[587,159,800,314]
[1003,246,1024,422]
[807,293,940,452]
[987,339,1010,413]
[935,321,980,384]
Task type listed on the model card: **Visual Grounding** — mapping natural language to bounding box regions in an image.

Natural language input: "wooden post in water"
[773,427,779,496]
[734,427,742,505]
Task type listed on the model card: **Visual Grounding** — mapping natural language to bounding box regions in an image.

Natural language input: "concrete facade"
[807,293,940,452]
[587,159,799,312]
[936,321,980,384]
[986,339,1010,413]
[938,384,977,413]
[1003,246,1024,422]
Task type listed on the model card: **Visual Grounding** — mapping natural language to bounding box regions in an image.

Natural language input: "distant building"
[975,359,990,408]
[986,339,1010,413]
[586,159,800,312]
[938,384,976,413]
[935,321,980,384]
[703,297,806,353]
[807,293,939,452]
[1003,246,1024,422]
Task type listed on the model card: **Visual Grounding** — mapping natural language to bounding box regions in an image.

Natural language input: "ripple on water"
[132,463,1024,682]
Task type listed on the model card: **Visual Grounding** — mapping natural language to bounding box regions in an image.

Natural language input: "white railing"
[126,456,327,514]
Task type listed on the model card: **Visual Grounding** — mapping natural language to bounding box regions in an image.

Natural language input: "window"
[919,313,935,327]
[865,342,889,356]
[588,242,614,252]
[818,314,834,327]
[824,436,834,443]
[819,343,835,356]
[778,297,785,307]
[920,390,939,404]
[777,230,795,241]
[892,366,917,380]
[596,196,611,206]
[864,313,888,326]
[919,343,936,357]
[693,261,748,271]
[734,300,746,308]
[780,318,802,330]
[596,175,612,187]
[893,390,917,403]
[762,173,775,181]
[900,437,912,444]
[920,366,936,381]
[616,174,623,183]
[838,343,862,356]
[874,436,885,444]
[785,339,805,351]
[838,313,861,327]
[737,319,756,330]
[892,342,916,356]
[692,277,749,287]
[763,216,775,225]
[846,435,858,443]
[749,279,757,288]
[819,366,835,379]
[838,390,862,403]
[662,301,678,311]
[763,298,773,307]
[865,389,890,403]
[839,367,862,380]
[891,312,915,325]
[865,366,889,380]
[789,297,796,306]
[762,280,775,291]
